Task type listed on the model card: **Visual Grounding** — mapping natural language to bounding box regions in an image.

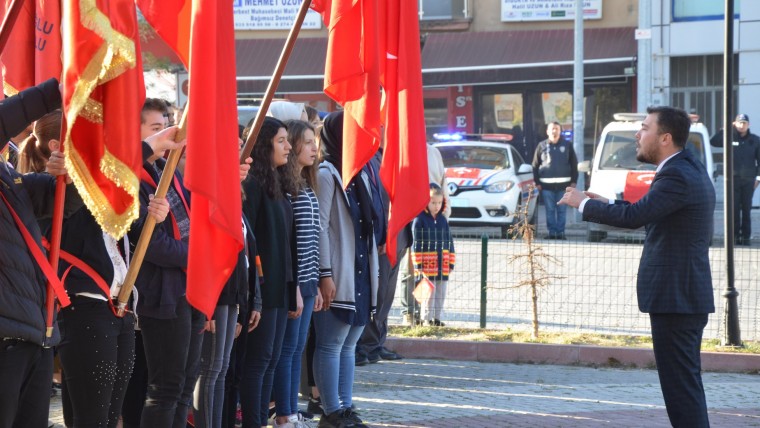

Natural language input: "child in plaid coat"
[412,184,455,326]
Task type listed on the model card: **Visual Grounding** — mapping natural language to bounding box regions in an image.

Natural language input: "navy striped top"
[292,187,320,297]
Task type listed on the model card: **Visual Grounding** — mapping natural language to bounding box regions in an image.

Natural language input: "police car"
[579,113,716,242]
[433,133,538,238]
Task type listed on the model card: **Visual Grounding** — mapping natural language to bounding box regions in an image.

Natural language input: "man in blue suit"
[560,106,714,427]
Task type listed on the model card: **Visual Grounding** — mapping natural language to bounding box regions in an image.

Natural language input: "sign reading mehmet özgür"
[233,0,323,31]
[501,0,603,22]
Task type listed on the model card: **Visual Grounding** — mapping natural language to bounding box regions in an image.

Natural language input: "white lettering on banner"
[455,96,467,108]
[233,1,323,30]
[500,0,602,22]
[456,116,467,128]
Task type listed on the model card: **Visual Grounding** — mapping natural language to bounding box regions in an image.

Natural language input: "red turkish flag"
[140,0,243,319]
[135,0,191,67]
[0,0,62,95]
[61,0,144,239]
[312,0,381,184]
[378,0,428,265]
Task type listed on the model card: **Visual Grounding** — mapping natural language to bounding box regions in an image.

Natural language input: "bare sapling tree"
[507,185,564,339]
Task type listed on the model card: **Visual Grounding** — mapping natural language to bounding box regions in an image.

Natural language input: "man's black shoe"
[367,352,380,364]
[355,353,369,366]
[377,347,403,360]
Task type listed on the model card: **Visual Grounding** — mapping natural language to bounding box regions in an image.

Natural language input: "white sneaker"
[271,417,295,428]
[289,414,316,428]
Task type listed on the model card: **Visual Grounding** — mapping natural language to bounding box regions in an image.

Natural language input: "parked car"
[433,134,539,238]
[578,112,716,242]
[238,105,260,128]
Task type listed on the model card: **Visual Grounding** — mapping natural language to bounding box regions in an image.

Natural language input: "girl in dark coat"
[240,117,301,428]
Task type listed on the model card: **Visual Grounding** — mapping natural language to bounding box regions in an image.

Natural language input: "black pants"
[357,248,402,357]
[140,298,205,428]
[121,329,148,428]
[240,307,287,428]
[649,313,710,428]
[0,339,53,428]
[222,320,248,428]
[734,176,755,240]
[305,320,316,388]
[399,249,419,316]
[58,298,136,428]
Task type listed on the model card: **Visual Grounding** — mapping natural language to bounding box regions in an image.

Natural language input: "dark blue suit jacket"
[583,150,715,314]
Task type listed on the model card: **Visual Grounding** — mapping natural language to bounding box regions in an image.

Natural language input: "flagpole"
[0,0,23,54]
[115,115,188,317]
[43,175,66,337]
[240,0,312,161]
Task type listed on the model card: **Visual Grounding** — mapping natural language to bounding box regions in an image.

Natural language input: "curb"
[385,337,760,373]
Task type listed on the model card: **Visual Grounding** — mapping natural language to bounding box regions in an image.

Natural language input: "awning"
[420,27,637,87]
[235,37,327,95]
[227,27,638,95]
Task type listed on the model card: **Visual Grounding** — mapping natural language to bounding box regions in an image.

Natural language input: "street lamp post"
[721,0,741,347]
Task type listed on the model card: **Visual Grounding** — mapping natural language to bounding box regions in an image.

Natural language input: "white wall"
[649,0,760,122]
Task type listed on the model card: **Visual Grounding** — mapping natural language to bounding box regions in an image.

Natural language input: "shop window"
[673,0,740,22]
[670,55,737,135]
[419,0,466,20]
[424,97,448,140]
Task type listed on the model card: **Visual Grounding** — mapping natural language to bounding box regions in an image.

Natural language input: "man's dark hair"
[142,98,169,123]
[646,106,690,148]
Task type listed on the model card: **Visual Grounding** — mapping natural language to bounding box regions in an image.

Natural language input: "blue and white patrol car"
[433,134,539,238]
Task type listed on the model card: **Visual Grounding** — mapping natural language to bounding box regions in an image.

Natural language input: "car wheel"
[501,225,511,239]
[587,230,606,243]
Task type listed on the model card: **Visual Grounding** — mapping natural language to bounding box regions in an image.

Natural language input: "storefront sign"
[501,0,602,22]
[448,86,474,133]
[233,0,323,30]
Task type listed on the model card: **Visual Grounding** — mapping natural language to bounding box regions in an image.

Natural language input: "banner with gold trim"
[0,0,62,95]
[61,0,144,238]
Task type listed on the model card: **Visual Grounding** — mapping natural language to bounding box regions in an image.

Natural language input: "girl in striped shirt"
[272,120,323,427]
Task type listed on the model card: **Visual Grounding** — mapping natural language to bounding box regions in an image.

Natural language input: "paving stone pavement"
[49,358,760,427]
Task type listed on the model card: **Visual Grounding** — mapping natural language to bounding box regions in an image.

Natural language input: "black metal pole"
[722,0,741,347]
[480,234,488,329]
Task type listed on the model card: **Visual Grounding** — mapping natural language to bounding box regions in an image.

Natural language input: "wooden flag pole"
[0,0,23,54]
[44,172,66,337]
[115,113,189,317]
[117,0,312,316]
[239,0,312,161]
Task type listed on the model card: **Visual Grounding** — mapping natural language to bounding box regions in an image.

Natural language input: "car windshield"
[437,145,510,170]
[599,130,706,171]
[599,131,655,171]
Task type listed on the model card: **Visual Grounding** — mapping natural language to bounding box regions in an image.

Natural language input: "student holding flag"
[0,79,80,428]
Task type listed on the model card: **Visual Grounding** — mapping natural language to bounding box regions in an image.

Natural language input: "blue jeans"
[193,304,238,428]
[240,307,287,428]
[273,295,315,417]
[312,310,365,415]
[541,188,567,236]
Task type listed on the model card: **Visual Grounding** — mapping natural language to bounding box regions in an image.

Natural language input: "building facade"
[646,0,756,139]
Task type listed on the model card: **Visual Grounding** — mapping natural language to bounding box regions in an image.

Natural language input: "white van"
[578,113,716,242]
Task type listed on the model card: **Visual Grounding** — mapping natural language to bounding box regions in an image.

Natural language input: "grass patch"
[389,326,760,354]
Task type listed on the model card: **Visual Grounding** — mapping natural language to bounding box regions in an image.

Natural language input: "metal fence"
[390,229,760,341]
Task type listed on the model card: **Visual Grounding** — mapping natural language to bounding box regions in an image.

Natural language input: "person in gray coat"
[313,111,378,427]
